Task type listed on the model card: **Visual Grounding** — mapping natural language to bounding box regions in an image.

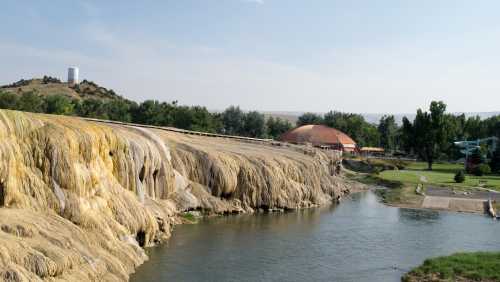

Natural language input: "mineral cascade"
[0,110,349,281]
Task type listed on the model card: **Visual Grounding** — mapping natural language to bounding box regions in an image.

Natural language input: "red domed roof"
[279,124,356,146]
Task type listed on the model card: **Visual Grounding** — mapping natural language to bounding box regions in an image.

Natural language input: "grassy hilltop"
[0,76,125,101]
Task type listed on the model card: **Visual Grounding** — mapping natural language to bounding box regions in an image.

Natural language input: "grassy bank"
[347,172,423,207]
[380,162,500,191]
[347,159,500,208]
[402,252,500,282]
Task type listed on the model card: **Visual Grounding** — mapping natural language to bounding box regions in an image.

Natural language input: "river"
[131,191,500,282]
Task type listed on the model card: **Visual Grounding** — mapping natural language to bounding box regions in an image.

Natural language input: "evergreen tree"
[378,115,398,151]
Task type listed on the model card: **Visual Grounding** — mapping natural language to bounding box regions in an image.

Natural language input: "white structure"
[67,67,79,84]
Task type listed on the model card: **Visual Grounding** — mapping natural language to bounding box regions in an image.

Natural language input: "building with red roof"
[279,124,357,152]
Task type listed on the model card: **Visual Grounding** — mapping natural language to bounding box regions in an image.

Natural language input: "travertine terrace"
[0,110,349,281]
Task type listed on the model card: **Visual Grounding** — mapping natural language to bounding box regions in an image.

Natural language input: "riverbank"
[348,171,499,215]
[0,109,351,281]
[402,252,500,282]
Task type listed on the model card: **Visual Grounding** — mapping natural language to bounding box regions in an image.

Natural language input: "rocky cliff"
[0,110,349,281]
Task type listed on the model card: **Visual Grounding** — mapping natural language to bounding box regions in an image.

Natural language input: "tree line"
[296,111,382,147]
[295,101,500,170]
[1,89,499,170]
[0,91,293,139]
[401,101,500,170]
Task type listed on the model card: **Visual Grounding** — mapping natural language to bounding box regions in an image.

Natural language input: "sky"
[1,0,500,113]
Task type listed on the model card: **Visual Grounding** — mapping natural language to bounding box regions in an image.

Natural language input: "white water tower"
[67,67,79,84]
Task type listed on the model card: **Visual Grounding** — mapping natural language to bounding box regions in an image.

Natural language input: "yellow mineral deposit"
[0,109,349,281]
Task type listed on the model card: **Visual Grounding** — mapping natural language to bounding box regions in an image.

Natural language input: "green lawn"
[378,161,500,191]
[403,252,500,282]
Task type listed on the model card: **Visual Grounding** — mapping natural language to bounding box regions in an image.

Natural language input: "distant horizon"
[2,74,500,119]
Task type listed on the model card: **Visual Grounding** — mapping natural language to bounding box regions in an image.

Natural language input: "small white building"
[67,67,79,84]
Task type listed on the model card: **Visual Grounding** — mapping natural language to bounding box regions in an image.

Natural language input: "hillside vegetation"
[1,77,124,101]
[4,77,500,162]
[0,78,293,139]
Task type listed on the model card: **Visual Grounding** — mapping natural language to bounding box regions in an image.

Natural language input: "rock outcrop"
[0,110,349,281]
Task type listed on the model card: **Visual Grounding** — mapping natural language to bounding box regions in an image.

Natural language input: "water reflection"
[132,191,500,282]
[398,208,440,222]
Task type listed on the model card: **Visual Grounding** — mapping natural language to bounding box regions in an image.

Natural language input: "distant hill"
[0,76,126,101]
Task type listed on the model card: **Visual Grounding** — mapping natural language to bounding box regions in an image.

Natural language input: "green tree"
[361,125,381,148]
[171,105,194,129]
[323,111,379,147]
[407,101,448,170]
[171,105,219,132]
[132,100,174,126]
[452,113,467,141]
[17,91,46,113]
[45,95,75,115]
[243,111,266,138]
[105,99,133,122]
[74,98,109,119]
[0,91,20,110]
[413,109,433,168]
[442,114,466,160]
[483,115,500,139]
[188,106,222,133]
[401,116,414,154]
[222,106,245,135]
[489,146,500,173]
[378,115,398,151]
[296,112,323,126]
[266,117,292,139]
[464,116,487,139]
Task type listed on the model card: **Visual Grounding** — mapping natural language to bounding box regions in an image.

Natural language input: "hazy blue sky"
[1,0,500,113]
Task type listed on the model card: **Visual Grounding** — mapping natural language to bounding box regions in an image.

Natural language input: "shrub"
[45,95,74,115]
[454,170,465,183]
[0,91,20,109]
[17,91,46,113]
[474,164,491,176]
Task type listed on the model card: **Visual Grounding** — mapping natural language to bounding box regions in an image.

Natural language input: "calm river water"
[131,191,500,282]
